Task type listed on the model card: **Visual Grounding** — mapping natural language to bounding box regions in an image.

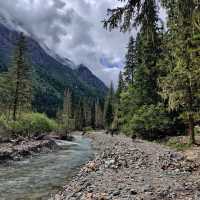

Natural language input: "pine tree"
[63,88,72,118]
[0,73,15,117]
[62,88,74,133]
[95,100,103,129]
[0,33,32,120]
[12,33,32,120]
[104,0,160,33]
[104,82,115,129]
[103,0,200,142]
[123,36,137,86]
[120,0,162,106]
[74,101,82,130]
[116,71,124,100]
[15,33,32,120]
[107,0,170,139]
[83,99,92,128]
[114,71,124,132]
[159,0,200,144]
[135,0,163,104]
[91,100,96,129]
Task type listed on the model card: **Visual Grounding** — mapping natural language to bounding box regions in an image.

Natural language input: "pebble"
[52,132,200,200]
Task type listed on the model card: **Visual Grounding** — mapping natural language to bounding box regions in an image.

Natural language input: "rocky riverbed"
[0,134,93,200]
[53,131,200,200]
[0,136,62,163]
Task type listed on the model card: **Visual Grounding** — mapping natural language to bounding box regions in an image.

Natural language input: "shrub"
[0,113,59,137]
[195,126,200,135]
[127,104,174,140]
[0,115,12,137]
[166,137,192,151]
[83,127,94,132]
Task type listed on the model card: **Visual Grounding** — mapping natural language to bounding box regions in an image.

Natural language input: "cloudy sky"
[0,0,134,86]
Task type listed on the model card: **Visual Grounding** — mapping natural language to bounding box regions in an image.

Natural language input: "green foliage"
[61,88,76,132]
[194,126,200,135]
[166,137,192,151]
[115,71,124,100]
[159,0,200,144]
[103,82,115,129]
[103,0,158,32]
[127,104,173,140]
[95,100,104,129]
[83,127,94,132]
[0,33,32,121]
[104,0,199,144]
[0,25,108,118]
[119,89,174,139]
[0,113,59,137]
[113,2,166,140]
[123,36,137,86]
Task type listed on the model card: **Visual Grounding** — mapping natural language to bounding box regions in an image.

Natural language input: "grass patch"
[83,127,94,132]
[166,137,192,151]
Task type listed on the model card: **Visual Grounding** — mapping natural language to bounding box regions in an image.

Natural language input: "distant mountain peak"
[0,21,108,116]
[0,11,78,71]
[0,11,29,36]
[75,64,108,95]
[78,64,92,72]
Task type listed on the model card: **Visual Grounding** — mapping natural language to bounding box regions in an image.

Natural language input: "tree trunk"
[13,80,20,121]
[188,114,195,144]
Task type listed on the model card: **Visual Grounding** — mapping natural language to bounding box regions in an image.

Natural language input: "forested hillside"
[0,23,107,117]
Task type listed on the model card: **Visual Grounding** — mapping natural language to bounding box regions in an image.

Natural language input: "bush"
[0,113,59,137]
[166,137,192,151]
[126,104,174,140]
[195,126,200,135]
[0,115,12,137]
[83,127,94,132]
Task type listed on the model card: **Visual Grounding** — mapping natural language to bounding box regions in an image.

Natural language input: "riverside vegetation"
[103,0,200,145]
[0,33,105,162]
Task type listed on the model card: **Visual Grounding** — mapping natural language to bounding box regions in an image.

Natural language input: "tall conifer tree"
[116,71,124,100]
[104,82,115,129]
[95,100,103,129]
[123,36,137,86]
[13,33,32,120]
[4,32,32,120]
[159,0,200,144]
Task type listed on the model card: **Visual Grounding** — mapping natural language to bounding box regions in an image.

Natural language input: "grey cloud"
[0,0,130,86]
[52,0,66,9]
[0,0,70,43]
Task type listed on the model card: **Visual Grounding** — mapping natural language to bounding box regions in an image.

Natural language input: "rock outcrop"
[0,139,59,163]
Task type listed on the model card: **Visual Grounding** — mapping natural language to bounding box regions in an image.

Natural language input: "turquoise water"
[0,136,93,200]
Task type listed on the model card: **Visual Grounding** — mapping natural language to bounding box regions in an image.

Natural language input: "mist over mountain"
[0,16,108,116]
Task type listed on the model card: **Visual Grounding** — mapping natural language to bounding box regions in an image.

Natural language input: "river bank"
[53,131,200,200]
[0,133,74,163]
[0,134,93,200]
[0,139,58,163]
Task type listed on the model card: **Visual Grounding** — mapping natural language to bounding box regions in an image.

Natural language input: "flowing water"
[0,135,93,200]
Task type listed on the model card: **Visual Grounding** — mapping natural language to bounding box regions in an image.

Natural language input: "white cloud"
[0,0,131,87]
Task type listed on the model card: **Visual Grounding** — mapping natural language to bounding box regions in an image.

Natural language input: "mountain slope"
[75,64,108,97]
[0,23,108,116]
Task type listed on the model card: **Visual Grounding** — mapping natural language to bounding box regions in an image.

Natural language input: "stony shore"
[53,131,200,200]
[0,137,59,163]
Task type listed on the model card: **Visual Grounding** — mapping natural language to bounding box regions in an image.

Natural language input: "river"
[0,135,93,200]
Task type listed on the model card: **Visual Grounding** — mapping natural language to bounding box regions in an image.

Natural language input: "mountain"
[0,22,108,116]
[75,64,108,95]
